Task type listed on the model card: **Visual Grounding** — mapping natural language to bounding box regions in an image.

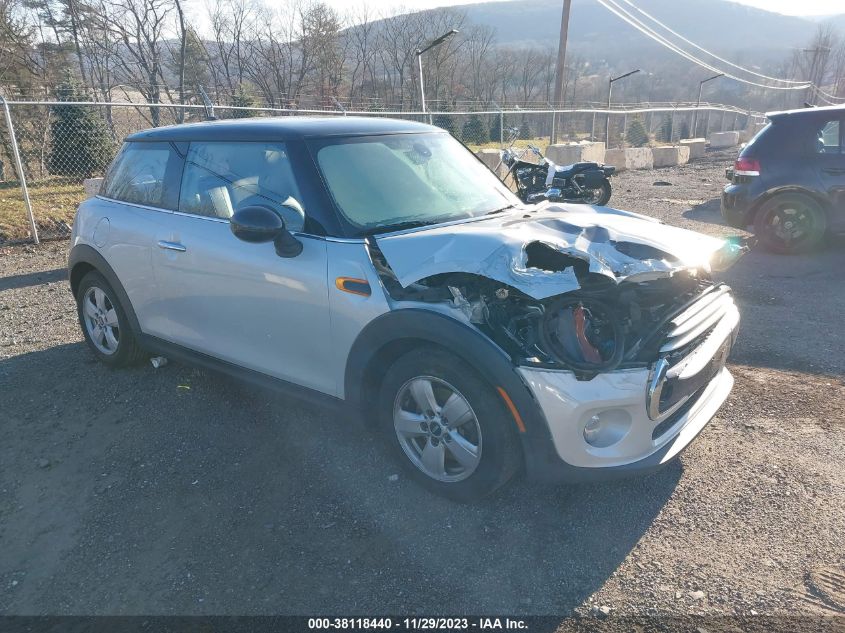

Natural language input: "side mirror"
[230,205,302,258]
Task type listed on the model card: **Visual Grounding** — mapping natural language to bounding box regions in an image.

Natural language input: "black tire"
[753,193,826,254]
[582,179,612,206]
[75,270,145,367]
[378,348,522,501]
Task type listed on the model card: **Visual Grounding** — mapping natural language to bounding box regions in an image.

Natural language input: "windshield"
[313,132,520,235]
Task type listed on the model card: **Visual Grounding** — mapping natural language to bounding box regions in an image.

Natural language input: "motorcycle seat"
[553,161,600,178]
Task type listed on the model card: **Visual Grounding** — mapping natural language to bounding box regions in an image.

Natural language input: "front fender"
[344,308,560,479]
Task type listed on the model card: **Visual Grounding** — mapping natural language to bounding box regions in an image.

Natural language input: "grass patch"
[0,177,84,242]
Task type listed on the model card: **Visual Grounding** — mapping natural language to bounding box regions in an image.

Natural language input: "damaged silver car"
[68,117,744,500]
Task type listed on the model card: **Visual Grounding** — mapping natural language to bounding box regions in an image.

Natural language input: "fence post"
[1,97,39,244]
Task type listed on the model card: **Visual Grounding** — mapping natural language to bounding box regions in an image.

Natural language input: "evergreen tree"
[658,114,673,143]
[230,86,257,118]
[518,118,532,140]
[626,117,648,147]
[489,113,508,144]
[461,114,489,145]
[432,113,458,138]
[49,75,114,178]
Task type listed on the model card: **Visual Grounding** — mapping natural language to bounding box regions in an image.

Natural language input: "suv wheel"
[76,270,145,367]
[754,193,826,254]
[378,348,521,501]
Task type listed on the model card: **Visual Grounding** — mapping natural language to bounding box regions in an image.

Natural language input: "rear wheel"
[76,271,145,367]
[581,179,612,206]
[754,193,826,254]
[378,348,522,501]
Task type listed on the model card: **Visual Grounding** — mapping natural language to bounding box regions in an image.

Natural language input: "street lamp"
[693,73,723,138]
[606,69,640,147]
[416,29,459,119]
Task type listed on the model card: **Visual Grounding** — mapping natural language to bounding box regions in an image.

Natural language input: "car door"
[96,141,185,339]
[151,140,335,396]
[814,116,845,231]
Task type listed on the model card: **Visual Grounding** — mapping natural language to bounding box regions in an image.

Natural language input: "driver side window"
[178,141,306,232]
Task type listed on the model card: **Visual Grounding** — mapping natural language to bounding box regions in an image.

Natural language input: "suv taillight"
[734,157,761,177]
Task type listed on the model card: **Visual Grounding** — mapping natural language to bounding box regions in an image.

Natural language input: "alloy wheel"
[393,376,482,482]
[82,286,120,355]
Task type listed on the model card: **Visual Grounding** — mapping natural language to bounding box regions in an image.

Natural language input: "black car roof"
[766,104,845,122]
[125,115,438,142]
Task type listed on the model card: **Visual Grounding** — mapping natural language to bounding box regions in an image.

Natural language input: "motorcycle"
[499,134,615,206]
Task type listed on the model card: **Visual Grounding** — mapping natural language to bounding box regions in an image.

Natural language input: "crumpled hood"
[375,203,740,300]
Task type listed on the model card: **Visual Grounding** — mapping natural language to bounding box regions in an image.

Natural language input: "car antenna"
[199,86,217,121]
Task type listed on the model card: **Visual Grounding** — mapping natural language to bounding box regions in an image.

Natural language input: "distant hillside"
[440,0,835,64]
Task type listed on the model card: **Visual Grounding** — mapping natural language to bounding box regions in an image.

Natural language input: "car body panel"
[375,203,729,300]
[149,211,336,395]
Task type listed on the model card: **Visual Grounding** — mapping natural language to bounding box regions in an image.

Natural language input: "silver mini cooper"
[69,117,742,500]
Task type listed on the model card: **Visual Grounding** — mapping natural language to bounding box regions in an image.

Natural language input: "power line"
[596,0,811,91]
[617,0,806,86]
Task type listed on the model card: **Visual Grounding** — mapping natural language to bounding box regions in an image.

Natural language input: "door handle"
[822,167,845,175]
[157,240,186,252]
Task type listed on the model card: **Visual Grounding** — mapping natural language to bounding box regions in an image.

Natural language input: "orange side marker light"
[335,277,371,297]
[496,386,526,433]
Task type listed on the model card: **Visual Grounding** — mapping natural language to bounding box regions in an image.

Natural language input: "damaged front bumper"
[515,293,740,482]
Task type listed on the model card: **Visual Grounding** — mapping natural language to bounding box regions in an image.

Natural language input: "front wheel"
[581,179,612,206]
[378,348,522,501]
[753,193,826,254]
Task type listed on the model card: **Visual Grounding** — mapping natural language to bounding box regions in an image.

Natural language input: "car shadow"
[681,197,727,227]
[0,267,66,291]
[0,342,681,616]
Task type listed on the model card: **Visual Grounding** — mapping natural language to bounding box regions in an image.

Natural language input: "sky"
[317,0,844,18]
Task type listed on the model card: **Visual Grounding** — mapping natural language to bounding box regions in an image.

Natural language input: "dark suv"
[722,105,845,253]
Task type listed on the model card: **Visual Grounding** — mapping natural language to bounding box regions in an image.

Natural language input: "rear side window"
[816,119,841,154]
[102,142,184,209]
[178,142,306,232]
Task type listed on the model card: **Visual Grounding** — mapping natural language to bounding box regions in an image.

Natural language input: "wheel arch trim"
[68,244,142,337]
[344,308,556,472]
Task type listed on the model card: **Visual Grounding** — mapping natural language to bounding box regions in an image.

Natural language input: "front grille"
[660,285,737,354]
[646,285,739,421]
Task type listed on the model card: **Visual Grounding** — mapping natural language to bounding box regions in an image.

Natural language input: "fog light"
[582,409,632,448]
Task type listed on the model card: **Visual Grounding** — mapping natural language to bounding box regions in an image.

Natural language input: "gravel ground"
[1,150,844,620]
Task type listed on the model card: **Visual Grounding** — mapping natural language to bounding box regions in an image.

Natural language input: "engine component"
[539,296,625,371]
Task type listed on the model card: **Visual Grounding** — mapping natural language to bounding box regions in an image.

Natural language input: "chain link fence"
[0,99,763,245]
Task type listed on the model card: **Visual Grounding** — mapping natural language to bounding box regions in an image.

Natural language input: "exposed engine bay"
[368,239,718,376]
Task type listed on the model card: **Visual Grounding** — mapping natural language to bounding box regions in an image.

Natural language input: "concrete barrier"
[475,149,506,178]
[709,131,740,149]
[652,146,690,168]
[84,177,104,198]
[545,141,605,165]
[679,138,706,160]
[604,147,653,172]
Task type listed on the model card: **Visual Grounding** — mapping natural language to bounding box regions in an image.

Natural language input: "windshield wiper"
[366,214,460,236]
[485,204,517,215]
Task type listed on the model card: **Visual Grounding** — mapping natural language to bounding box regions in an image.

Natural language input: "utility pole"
[693,73,723,138]
[551,0,572,144]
